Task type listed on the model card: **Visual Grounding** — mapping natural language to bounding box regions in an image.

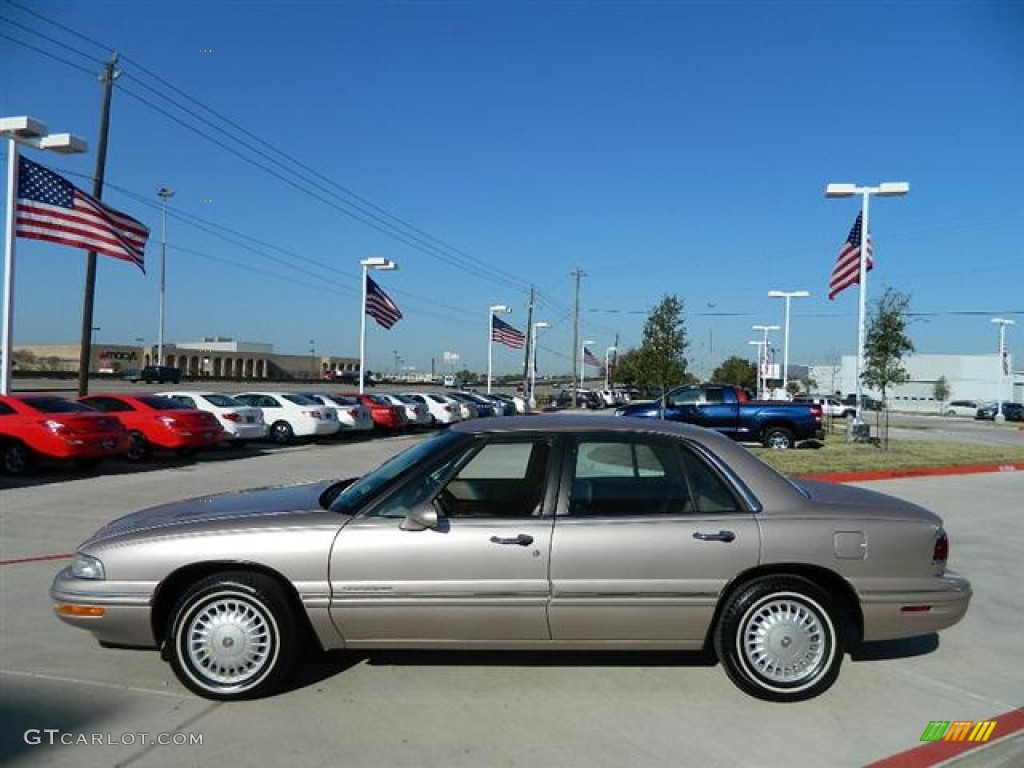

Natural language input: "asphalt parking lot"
[1,431,1022,767]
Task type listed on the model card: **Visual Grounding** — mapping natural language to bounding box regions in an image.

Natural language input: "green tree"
[862,288,914,448]
[932,375,951,413]
[634,295,689,404]
[711,356,757,391]
[610,348,641,387]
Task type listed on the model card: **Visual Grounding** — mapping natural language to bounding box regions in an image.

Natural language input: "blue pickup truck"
[615,384,825,449]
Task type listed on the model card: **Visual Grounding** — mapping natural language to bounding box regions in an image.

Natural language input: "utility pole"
[77,53,120,396]
[571,267,586,405]
[522,285,535,393]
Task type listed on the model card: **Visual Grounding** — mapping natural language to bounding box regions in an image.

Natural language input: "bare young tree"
[862,288,914,448]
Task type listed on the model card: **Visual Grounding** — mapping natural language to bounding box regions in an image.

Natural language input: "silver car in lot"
[51,416,970,703]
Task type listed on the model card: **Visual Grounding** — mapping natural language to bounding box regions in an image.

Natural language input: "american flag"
[828,213,873,300]
[583,347,603,368]
[365,274,402,329]
[16,156,148,271]
[491,315,525,349]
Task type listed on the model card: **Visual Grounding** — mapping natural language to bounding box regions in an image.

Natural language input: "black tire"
[125,431,151,461]
[269,420,293,445]
[167,571,297,701]
[714,575,844,702]
[1,442,33,475]
[762,426,795,450]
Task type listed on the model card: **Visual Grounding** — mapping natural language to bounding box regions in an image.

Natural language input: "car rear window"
[202,394,243,407]
[138,396,189,410]
[21,396,94,413]
[282,394,318,405]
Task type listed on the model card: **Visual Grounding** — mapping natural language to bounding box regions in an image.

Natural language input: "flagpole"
[1,138,19,396]
[855,191,871,424]
[488,305,511,394]
[359,263,368,394]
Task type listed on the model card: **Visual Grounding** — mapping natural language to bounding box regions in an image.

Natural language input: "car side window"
[677,445,742,514]
[0,402,15,415]
[173,396,196,408]
[569,438,690,517]
[84,398,132,412]
[371,439,550,520]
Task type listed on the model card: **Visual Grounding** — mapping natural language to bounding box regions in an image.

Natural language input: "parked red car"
[0,394,130,475]
[337,392,408,431]
[78,394,223,460]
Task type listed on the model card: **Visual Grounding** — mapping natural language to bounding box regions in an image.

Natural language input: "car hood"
[790,479,942,524]
[83,479,343,546]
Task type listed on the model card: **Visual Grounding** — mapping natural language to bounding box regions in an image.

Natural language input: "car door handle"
[692,530,736,543]
[489,534,534,547]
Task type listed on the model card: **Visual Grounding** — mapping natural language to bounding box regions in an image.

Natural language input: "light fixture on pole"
[751,324,780,398]
[825,180,909,422]
[604,346,617,389]
[578,339,595,402]
[487,304,511,394]
[991,317,1015,422]
[156,187,174,365]
[768,290,810,393]
[749,340,767,399]
[358,256,397,393]
[1,115,87,395]
[529,321,549,408]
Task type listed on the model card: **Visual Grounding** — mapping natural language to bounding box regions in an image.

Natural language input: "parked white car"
[300,393,373,434]
[233,392,339,444]
[380,394,431,429]
[155,391,269,444]
[945,399,982,417]
[794,395,847,418]
[401,391,462,425]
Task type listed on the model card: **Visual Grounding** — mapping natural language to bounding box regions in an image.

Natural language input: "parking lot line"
[0,553,71,566]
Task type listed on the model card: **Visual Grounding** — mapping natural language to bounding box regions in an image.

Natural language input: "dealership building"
[807,353,1021,413]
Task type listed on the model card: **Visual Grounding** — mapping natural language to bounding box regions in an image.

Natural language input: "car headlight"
[71,553,105,580]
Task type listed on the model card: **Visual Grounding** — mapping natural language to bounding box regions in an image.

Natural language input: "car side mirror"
[400,504,439,531]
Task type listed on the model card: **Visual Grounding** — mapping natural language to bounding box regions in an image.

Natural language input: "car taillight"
[347,408,358,418]
[809,405,823,420]
[41,419,73,435]
[222,412,241,422]
[158,415,178,427]
[933,531,949,562]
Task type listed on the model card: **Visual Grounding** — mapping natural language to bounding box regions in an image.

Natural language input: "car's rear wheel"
[125,431,151,461]
[167,571,297,701]
[714,576,844,702]
[269,421,293,444]
[1,442,33,475]
[762,427,795,449]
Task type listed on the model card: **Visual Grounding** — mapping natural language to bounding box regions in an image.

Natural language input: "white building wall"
[808,354,1021,413]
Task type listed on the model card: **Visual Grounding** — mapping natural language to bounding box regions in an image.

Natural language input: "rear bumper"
[858,571,972,642]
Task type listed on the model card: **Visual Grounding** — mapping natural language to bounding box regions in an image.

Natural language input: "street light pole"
[358,256,398,393]
[825,181,909,422]
[749,340,766,399]
[751,324,780,398]
[1,116,87,395]
[530,321,549,408]
[768,290,810,394]
[156,187,174,365]
[992,317,1015,422]
[487,304,511,393]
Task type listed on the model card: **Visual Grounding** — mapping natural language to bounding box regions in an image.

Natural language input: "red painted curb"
[865,707,1024,768]
[0,553,73,566]
[798,462,1024,484]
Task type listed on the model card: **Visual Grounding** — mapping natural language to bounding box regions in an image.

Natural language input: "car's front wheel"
[269,421,293,444]
[714,576,844,702]
[1,442,33,475]
[167,571,297,701]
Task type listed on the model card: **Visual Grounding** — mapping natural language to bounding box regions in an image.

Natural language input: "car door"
[328,435,557,643]
[548,434,761,644]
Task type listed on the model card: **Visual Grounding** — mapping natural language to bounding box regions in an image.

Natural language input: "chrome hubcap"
[741,596,826,684]
[186,597,273,686]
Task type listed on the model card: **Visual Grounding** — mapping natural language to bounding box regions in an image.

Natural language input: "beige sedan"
[51,416,971,703]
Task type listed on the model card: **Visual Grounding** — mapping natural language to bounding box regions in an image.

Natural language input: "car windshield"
[330,430,465,514]
[139,396,189,410]
[202,394,244,407]
[22,396,95,413]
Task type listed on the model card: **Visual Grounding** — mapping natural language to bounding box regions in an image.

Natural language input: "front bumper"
[50,567,158,648]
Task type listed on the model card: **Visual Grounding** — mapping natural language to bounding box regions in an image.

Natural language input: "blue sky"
[3,0,1023,377]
